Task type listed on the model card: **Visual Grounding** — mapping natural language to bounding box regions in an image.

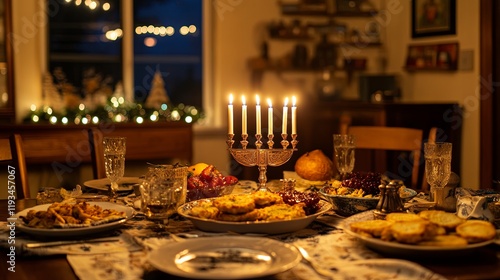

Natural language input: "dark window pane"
[48,0,122,96]
[133,0,202,108]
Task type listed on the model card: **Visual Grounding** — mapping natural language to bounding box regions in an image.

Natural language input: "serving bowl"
[187,183,236,202]
[319,186,417,217]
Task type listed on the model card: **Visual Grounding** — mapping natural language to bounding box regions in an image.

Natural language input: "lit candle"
[242,95,247,135]
[228,94,234,134]
[291,96,297,134]
[256,95,261,135]
[267,98,273,136]
[282,97,288,134]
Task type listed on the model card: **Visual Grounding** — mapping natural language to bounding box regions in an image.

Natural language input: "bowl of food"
[320,187,379,217]
[187,163,238,201]
[319,172,416,217]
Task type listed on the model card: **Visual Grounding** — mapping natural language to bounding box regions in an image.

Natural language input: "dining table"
[1,192,500,280]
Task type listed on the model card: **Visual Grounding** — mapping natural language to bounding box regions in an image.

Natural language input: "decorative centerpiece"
[227,94,298,192]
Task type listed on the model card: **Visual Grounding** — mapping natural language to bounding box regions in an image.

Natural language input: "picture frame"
[405,42,459,71]
[412,0,456,38]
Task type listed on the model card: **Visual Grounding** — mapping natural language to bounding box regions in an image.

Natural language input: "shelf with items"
[279,0,378,17]
[249,0,384,97]
[247,57,367,73]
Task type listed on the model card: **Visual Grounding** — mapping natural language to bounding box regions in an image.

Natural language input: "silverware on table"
[25,236,121,249]
[295,245,333,279]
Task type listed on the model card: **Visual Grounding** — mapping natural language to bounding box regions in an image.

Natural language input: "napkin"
[0,221,141,256]
[287,230,447,280]
[456,188,497,221]
[67,251,146,280]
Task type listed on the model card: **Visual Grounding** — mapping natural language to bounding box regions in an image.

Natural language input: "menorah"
[227,133,298,192]
[227,94,298,192]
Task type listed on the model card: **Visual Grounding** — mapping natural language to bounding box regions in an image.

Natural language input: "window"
[49,0,122,99]
[133,0,202,109]
[47,0,203,119]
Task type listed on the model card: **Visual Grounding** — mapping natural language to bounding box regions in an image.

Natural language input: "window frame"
[44,0,217,129]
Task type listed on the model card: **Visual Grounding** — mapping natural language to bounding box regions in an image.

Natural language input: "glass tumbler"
[141,165,188,221]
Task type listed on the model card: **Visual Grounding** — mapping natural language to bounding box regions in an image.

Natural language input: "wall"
[9,0,481,195]
[383,0,480,188]
[213,0,480,187]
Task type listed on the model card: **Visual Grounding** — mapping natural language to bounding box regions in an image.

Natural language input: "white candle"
[242,95,247,135]
[256,95,261,135]
[282,97,288,134]
[292,96,297,134]
[228,94,234,134]
[267,99,273,136]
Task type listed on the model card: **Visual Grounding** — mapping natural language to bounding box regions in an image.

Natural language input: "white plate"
[83,177,142,192]
[15,202,135,237]
[148,236,301,279]
[178,199,332,234]
[340,210,496,257]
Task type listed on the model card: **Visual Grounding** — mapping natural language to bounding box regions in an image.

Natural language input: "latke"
[213,194,255,214]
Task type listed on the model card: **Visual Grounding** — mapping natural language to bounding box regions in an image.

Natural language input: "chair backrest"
[340,126,434,190]
[0,134,30,199]
[88,128,106,179]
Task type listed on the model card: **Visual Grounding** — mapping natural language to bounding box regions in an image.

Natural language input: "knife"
[25,236,121,249]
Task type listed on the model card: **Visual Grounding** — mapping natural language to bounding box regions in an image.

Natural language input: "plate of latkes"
[340,210,497,258]
[15,201,135,237]
[177,194,332,235]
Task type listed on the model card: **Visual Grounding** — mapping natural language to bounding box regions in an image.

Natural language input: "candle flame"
[284,97,289,107]
[241,95,246,105]
[267,98,272,107]
[256,95,260,105]
[292,96,296,106]
[229,94,233,104]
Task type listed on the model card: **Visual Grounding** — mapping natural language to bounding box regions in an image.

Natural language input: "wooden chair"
[0,134,30,199]
[339,125,436,191]
[88,128,106,179]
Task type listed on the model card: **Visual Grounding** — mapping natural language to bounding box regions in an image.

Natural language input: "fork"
[295,245,333,279]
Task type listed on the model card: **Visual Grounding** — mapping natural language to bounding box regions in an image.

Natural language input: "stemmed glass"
[333,134,356,180]
[424,142,452,209]
[103,137,126,198]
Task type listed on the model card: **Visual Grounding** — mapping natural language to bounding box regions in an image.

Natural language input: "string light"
[23,99,204,125]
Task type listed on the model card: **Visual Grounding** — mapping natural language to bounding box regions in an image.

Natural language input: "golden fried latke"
[213,194,255,214]
[252,191,284,207]
[257,203,306,221]
[218,209,261,222]
[189,201,220,219]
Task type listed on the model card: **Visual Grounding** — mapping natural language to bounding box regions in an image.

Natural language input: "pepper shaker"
[373,179,405,220]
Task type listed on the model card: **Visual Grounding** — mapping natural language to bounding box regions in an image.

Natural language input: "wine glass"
[103,137,126,198]
[333,134,356,180]
[424,142,452,209]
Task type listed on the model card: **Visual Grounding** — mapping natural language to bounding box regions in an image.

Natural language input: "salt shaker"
[373,180,405,220]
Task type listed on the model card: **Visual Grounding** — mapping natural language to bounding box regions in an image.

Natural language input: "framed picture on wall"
[412,0,456,38]
[405,42,459,71]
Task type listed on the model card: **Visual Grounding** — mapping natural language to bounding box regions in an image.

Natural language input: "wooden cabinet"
[231,100,462,188]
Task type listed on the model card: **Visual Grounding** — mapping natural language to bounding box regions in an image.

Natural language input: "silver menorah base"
[227,133,298,192]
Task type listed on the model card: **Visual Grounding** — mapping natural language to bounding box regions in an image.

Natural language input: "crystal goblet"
[424,142,452,209]
[333,134,356,180]
[103,137,126,198]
